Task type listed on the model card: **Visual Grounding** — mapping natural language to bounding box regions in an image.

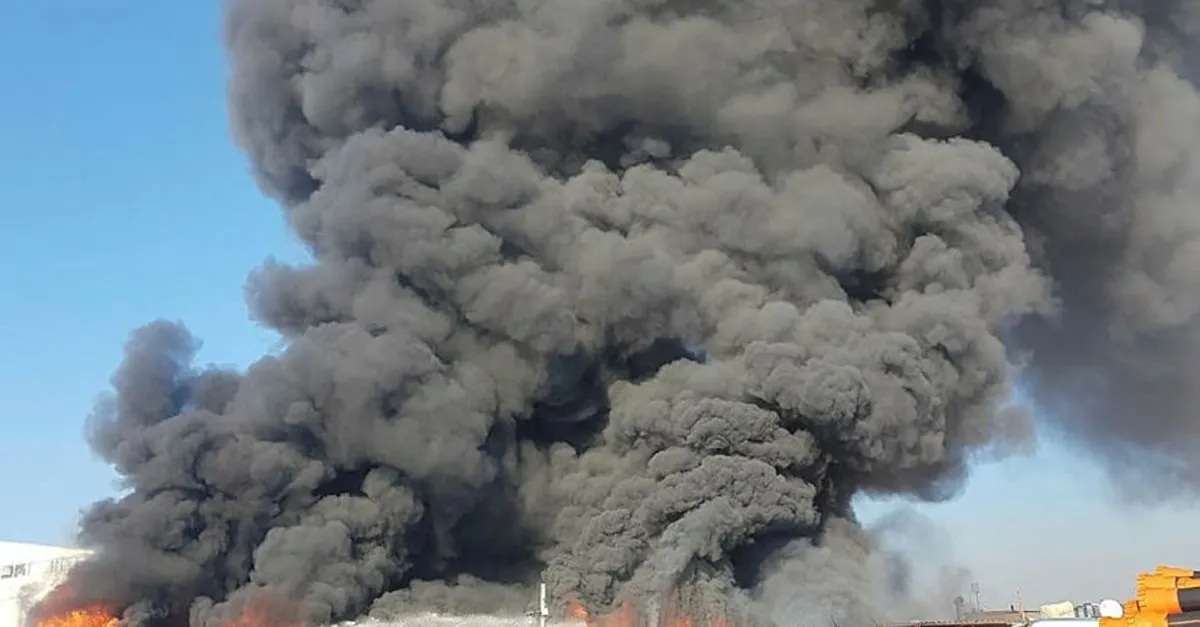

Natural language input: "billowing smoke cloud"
[52,0,1200,626]
[752,507,975,627]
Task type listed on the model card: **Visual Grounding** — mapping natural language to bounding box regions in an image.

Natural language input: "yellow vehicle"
[1099,566,1200,627]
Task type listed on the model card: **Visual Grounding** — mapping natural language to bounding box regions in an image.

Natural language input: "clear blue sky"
[0,0,307,543]
[2,1,1197,616]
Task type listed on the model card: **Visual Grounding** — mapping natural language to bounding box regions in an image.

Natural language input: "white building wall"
[0,542,94,627]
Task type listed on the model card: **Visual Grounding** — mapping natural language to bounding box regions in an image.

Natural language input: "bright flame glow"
[34,583,121,627]
[565,591,731,627]
[223,592,302,627]
[36,605,120,627]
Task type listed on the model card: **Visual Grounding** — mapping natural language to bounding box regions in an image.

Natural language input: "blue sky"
[2,1,1197,616]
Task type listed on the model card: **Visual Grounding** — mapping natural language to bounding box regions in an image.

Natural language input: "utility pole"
[539,582,549,627]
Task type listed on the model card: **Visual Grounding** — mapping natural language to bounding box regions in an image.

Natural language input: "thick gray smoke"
[867,508,974,623]
[49,1,1200,626]
[753,508,974,627]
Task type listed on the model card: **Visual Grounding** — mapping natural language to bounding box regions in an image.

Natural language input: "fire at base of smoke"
[342,618,583,627]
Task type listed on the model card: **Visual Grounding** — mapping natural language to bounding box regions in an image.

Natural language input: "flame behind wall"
[565,589,736,627]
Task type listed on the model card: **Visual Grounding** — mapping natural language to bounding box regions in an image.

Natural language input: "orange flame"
[566,597,591,623]
[34,585,120,627]
[36,605,120,627]
[565,598,638,627]
[564,590,733,627]
[223,591,301,627]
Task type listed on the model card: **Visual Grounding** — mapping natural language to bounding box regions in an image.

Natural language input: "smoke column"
[866,508,975,623]
[55,1,1200,626]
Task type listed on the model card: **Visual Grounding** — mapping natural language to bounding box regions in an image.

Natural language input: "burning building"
[35,1,1200,627]
[0,542,98,627]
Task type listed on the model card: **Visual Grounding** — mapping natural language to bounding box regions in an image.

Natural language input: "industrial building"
[0,541,94,627]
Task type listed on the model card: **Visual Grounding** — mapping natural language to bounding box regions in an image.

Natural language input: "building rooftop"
[0,542,90,568]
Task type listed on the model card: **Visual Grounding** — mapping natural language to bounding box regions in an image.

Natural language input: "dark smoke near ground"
[752,508,974,627]
[866,508,974,623]
[57,1,1200,626]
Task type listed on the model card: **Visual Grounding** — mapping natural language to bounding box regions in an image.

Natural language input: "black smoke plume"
[54,1,1200,626]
